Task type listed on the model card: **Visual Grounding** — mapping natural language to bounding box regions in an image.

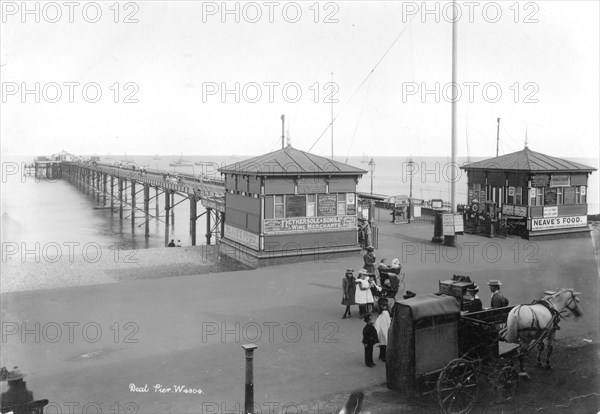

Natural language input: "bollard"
[242,344,258,414]
[432,211,443,243]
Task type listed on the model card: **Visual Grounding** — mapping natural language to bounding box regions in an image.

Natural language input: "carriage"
[385,279,582,414]
[386,293,521,414]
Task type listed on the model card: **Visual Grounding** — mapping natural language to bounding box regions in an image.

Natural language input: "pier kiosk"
[218,145,367,267]
[461,147,596,239]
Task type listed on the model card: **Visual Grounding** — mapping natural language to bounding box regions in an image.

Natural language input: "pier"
[51,161,227,246]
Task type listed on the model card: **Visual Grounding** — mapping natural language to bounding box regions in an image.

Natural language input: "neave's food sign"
[531,215,587,231]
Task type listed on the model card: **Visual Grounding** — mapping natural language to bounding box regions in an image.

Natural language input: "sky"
[1,0,599,160]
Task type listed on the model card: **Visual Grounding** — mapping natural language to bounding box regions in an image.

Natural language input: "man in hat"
[489,280,508,308]
[362,314,379,367]
[1,366,34,409]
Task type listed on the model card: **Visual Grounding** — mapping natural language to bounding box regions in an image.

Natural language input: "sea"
[2,154,598,256]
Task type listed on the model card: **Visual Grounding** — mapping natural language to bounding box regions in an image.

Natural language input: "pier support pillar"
[131,181,136,232]
[155,187,160,218]
[144,184,150,238]
[189,196,197,246]
[206,207,212,245]
[103,174,107,206]
[220,211,225,239]
[118,179,124,219]
[164,190,171,247]
[96,171,101,203]
[171,192,175,225]
[110,176,114,212]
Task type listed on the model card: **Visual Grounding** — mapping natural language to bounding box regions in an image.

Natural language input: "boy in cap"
[362,314,379,367]
[489,280,509,308]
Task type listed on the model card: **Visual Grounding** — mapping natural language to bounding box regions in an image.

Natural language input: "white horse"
[505,288,583,373]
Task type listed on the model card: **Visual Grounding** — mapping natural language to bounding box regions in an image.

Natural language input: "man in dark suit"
[1,367,34,409]
[489,280,508,308]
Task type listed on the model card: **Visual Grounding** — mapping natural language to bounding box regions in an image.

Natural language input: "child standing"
[374,300,391,362]
[362,314,379,367]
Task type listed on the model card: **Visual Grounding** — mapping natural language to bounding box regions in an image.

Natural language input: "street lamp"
[368,158,375,195]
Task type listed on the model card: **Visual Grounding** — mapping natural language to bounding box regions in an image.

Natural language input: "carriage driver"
[488,280,509,308]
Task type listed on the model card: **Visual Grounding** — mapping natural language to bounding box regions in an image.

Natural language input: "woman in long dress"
[341,269,356,319]
[374,302,391,362]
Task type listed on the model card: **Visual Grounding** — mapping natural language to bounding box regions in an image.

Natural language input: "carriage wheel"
[494,366,519,401]
[437,358,479,414]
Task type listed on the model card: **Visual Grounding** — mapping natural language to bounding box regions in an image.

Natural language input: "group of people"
[341,246,403,367]
[167,239,183,247]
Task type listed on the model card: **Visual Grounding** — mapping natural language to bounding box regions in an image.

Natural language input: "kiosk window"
[307,194,316,217]
[515,187,522,205]
[274,195,285,218]
[337,193,346,215]
[576,187,586,204]
[556,187,563,205]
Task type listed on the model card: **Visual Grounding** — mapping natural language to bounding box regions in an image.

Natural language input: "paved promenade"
[1,217,598,413]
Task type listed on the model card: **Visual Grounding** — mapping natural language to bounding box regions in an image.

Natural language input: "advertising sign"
[286,195,306,218]
[224,224,259,249]
[532,174,550,187]
[413,205,422,218]
[346,193,356,215]
[502,204,515,216]
[514,206,528,217]
[317,194,337,216]
[263,215,357,235]
[531,215,587,232]
[550,175,570,187]
[508,187,515,196]
[298,177,327,193]
[453,214,464,234]
[442,213,455,235]
[543,206,558,218]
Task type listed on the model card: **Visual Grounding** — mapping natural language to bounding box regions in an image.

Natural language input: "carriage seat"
[1,399,49,414]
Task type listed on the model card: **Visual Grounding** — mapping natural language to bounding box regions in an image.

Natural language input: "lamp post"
[242,344,258,414]
[368,158,375,195]
[408,157,415,223]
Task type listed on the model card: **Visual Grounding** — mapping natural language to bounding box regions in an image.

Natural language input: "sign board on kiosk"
[431,199,444,209]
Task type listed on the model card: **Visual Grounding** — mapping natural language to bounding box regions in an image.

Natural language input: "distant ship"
[360,153,369,163]
[121,153,131,162]
[169,154,193,167]
[105,153,113,160]
[153,154,161,160]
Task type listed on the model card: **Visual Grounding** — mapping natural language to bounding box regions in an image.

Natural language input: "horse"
[505,288,583,374]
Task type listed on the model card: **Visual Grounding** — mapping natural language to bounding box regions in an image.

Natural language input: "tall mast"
[281,114,285,149]
[496,117,501,157]
[331,72,334,160]
[450,0,458,214]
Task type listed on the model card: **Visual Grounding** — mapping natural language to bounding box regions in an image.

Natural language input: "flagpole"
[450,0,457,214]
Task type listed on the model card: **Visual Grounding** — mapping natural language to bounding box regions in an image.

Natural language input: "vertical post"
[118,179,123,219]
[165,190,171,246]
[103,173,107,206]
[190,197,197,246]
[144,184,150,238]
[450,0,458,214]
[131,181,136,231]
[331,71,334,160]
[281,114,285,149]
[110,175,114,212]
[220,211,225,239]
[171,192,175,225]
[242,344,258,414]
[206,207,212,245]
[155,187,160,219]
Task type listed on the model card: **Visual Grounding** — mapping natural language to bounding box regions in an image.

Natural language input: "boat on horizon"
[153,154,161,160]
[169,154,193,167]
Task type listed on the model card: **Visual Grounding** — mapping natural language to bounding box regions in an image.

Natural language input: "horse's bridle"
[562,290,581,317]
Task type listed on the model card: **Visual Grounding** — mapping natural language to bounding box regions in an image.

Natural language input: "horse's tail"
[505,307,520,343]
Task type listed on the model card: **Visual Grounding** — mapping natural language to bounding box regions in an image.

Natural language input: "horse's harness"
[515,297,564,335]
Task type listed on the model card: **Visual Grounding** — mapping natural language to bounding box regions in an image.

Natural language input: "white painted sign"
[413,205,422,218]
[543,206,558,218]
[529,188,536,198]
[550,175,570,187]
[453,214,464,233]
[263,215,357,235]
[442,213,455,235]
[531,215,587,232]
[224,224,259,249]
[581,187,586,196]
